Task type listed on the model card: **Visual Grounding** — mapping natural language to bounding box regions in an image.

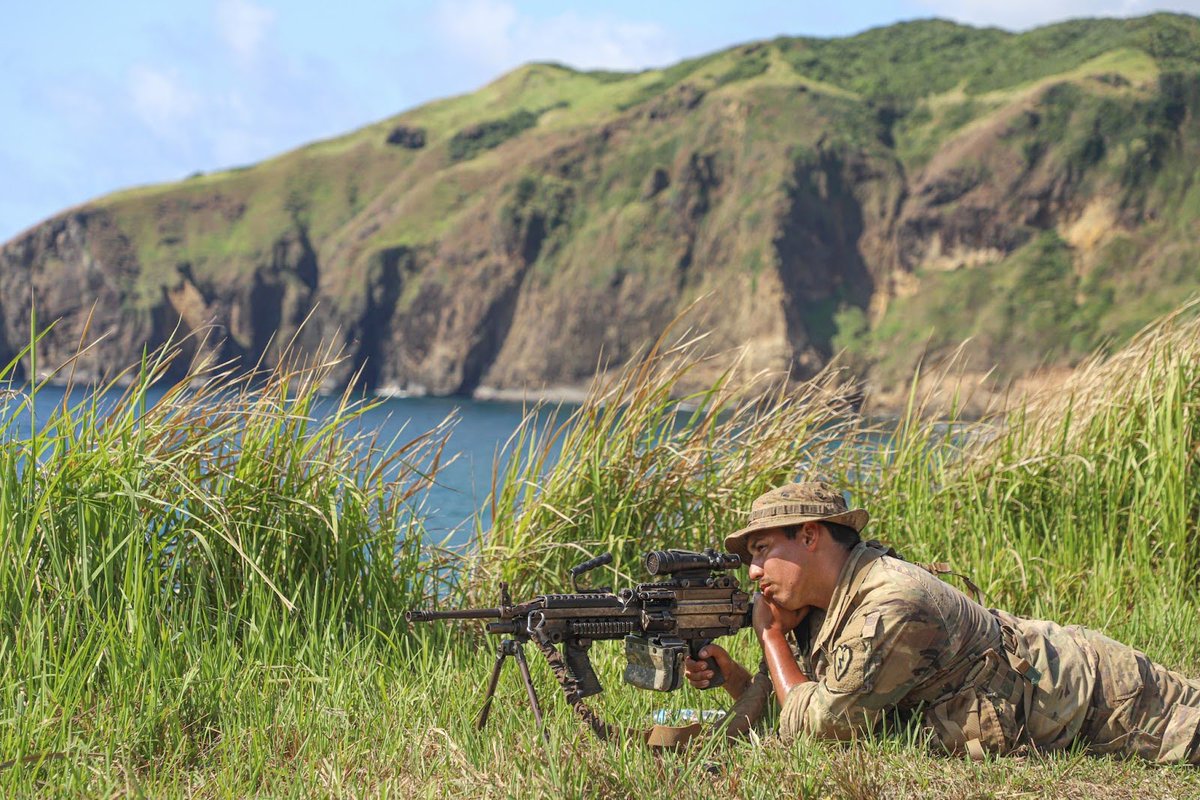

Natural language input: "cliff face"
[3,16,1199,404]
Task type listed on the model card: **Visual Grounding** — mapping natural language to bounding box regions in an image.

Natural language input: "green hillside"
[3,14,1199,406]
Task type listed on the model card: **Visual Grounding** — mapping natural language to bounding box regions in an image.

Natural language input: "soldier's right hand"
[684,645,750,699]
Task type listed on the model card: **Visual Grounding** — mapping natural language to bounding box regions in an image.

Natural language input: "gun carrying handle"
[690,639,725,689]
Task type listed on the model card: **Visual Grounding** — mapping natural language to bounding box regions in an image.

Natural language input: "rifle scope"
[643,548,741,576]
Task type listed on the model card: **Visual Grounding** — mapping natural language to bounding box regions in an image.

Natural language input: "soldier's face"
[745,526,815,611]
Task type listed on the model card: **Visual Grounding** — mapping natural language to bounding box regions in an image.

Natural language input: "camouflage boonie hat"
[724,481,869,561]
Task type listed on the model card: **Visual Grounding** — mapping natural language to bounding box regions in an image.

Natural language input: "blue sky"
[3,0,1198,243]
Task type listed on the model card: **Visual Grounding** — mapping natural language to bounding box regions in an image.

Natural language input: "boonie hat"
[724,481,869,561]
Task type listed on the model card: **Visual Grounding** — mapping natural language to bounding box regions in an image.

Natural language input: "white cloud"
[216,0,277,63]
[128,65,200,137]
[910,0,1200,31]
[116,3,359,171]
[433,0,677,73]
[533,13,675,70]
[435,0,520,67]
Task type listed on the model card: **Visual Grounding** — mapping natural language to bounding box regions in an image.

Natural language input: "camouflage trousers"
[1080,629,1200,764]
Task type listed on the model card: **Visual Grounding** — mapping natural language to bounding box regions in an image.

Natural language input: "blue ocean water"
[4,385,565,547]
[331,394,566,544]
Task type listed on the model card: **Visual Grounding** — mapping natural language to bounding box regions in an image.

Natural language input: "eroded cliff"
[3,16,1198,408]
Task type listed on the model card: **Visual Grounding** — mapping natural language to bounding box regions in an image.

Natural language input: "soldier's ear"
[801,521,822,549]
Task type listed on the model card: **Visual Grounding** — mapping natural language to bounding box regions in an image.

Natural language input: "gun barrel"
[404,608,503,622]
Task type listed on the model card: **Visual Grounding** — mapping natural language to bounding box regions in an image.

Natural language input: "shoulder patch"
[832,644,854,680]
[826,638,874,694]
[862,611,882,639]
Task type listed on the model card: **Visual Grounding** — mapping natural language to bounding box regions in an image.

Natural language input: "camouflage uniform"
[729,541,1200,763]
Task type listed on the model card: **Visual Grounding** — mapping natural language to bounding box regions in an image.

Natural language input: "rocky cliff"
[3,15,1199,407]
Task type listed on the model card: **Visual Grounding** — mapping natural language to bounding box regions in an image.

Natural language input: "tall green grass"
[471,332,862,598]
[470,303,1199,651]
[2,302,1199,796]
[0,337,453,791]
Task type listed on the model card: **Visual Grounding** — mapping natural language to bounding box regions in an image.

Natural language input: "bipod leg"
[475,639,511,731]
[512,640,549,743]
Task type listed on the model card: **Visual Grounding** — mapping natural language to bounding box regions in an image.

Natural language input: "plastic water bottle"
[652,708,726,725]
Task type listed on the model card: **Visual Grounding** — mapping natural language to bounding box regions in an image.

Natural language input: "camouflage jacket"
[729,540,1100,757]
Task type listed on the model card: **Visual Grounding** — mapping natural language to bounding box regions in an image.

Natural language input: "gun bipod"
[475,637,549,743]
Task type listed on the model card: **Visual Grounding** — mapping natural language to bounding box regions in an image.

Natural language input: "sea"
[5,384,565,548]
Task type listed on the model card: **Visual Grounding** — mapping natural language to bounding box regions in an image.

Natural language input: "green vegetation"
[0,335,455,794]
[499,174,576,271]
[855,231,1094,383]
[780,17,1199,176]
[776,14,1200,104]
[48,13,1196,404]
[4,301,1200,795]
[778,20,1007,103]
[715,48,771,87]
[616,51,724,110]
[447,110,542,163]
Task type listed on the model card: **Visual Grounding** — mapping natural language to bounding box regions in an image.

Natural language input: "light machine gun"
[404,548,752,741]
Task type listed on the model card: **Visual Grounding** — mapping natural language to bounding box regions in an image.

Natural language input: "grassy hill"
[2,13,1198,407]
